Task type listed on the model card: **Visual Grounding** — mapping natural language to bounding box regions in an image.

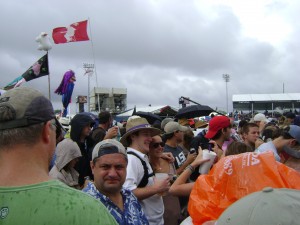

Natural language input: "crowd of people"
[1,86,300,225]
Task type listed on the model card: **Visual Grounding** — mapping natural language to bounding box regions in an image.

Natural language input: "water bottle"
[115,126,121,141]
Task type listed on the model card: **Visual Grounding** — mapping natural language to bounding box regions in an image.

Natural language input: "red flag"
[52,20,89,44]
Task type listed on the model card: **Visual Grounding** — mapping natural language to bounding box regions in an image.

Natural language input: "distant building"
[90,87,127,113]
[233,93,300,115]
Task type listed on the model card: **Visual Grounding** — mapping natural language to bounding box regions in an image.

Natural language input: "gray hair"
[0,123,45,149]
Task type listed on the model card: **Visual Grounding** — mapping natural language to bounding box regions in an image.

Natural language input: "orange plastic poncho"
[188,152,300,225]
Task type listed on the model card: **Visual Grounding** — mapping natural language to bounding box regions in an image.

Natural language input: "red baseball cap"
[205,116,231,139]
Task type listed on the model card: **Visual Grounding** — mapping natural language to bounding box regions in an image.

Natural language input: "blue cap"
[289,125,300,144]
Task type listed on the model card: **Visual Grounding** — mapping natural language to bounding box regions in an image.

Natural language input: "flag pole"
[88,18,101,111]
[87,18,98,87]
[48,75,51,101]
[47,52,51,101]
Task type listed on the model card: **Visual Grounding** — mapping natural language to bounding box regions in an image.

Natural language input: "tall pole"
[87,18,98,87]
[83,63,94,112]
[223,74,230,114]
[46,52,51,101]
[88,75,90,112]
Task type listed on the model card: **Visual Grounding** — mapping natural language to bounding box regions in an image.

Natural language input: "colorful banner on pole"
[4,53,49,90]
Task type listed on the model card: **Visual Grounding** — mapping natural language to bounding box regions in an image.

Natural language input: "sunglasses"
[151,142,165,148]
[48,119,67,139]
[49,119,58,130]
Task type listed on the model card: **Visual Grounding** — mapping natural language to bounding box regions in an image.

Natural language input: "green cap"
[217,187,300,225]
[0,87,55,130]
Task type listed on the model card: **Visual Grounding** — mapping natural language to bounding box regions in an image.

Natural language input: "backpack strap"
[127,151,154,188]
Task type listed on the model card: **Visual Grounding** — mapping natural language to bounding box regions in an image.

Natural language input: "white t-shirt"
[123,147,164,225]
[255,141,281,162]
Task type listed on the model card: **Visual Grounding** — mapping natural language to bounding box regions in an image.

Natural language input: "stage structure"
[89,87,127,113]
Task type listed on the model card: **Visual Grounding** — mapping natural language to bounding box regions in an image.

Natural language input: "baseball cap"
[59,117,71,130]
[164,121,188,134]
[205,116,230,139]
[0,87,55,130]
[92,139,127,161]
[253,113,268,122]
[288,125,300,144]
[161,118,174,130]
[286,112,296,119]
[216,187,300,225]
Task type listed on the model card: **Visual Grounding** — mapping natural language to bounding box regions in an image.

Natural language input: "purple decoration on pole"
[54,70,76,117]
[55,70,76,95]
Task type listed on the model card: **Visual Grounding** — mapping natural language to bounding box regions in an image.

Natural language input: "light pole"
[83,63,94,112]
[223,74,230,114]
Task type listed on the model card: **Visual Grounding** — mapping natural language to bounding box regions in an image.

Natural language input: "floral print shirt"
[83,182,149,225]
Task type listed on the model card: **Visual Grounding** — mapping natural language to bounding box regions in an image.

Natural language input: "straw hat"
[120,117,161,147]
[195,120,208,129]
[178,118,189,126]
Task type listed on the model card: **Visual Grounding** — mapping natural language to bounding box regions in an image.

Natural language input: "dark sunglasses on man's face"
[151,142,165,148]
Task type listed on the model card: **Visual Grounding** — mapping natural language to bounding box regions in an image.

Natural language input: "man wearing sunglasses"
[0,87,117,225]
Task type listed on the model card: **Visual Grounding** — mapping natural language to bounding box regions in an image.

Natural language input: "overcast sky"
[1,0,299,114]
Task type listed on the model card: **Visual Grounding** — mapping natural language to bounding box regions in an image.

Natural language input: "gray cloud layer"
[0,0,299,113]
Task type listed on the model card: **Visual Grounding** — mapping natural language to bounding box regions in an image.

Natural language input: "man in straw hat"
[121,117,170,225]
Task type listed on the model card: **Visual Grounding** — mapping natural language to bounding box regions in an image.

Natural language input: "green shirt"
[0,180,117,225]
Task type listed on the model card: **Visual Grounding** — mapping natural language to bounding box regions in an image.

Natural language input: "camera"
[190,148,196,154]
[200,143,209,150]
[171,175,177,184]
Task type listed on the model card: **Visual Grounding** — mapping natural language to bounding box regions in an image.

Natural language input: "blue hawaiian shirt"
[83,182,149,225]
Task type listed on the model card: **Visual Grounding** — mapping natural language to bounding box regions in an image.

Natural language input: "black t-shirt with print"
[164,144,186,169]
